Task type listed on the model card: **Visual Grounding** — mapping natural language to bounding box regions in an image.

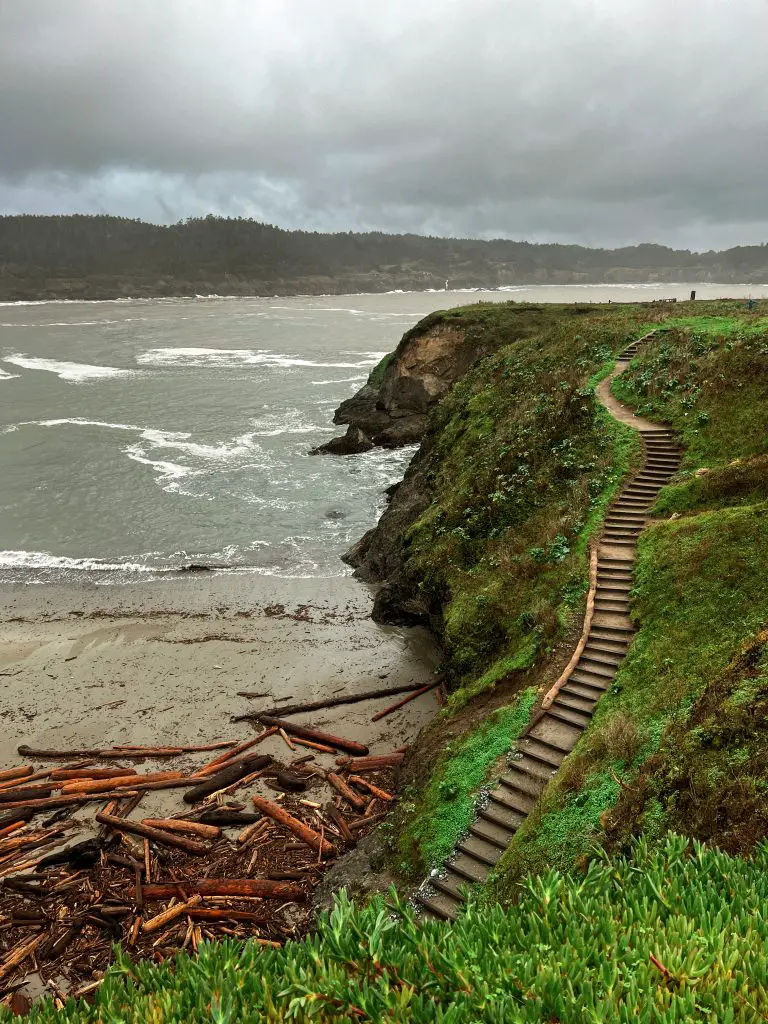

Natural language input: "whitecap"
[0,369,20,381]
[136,347,378,369]
[310,376,367,386]
[2,354,135,382]
[0,550,159,573]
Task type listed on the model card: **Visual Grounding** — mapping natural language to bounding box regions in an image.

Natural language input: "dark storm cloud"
[2,0,768,247]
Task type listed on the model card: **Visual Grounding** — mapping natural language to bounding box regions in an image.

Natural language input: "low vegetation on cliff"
[491,312,768,891]
[7,836,767,1023]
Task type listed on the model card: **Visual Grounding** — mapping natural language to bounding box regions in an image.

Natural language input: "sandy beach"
[0,573,441,811]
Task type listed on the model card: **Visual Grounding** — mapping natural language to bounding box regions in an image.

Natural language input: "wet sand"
[0,573,441,817]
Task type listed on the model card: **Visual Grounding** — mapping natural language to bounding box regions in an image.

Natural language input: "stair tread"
[547,706,591,729]
[457,837,504,867]
[448,854,490,884]
[582,647,623,665]
[432,873,468,902]
[501,767,548,795]
[416,891,459,921]
[471,820,515,849]
[489,788,533,816]
[577,658,617,677]
[519,742,564,768]
[477,803,523,831]
[553,694,596,715]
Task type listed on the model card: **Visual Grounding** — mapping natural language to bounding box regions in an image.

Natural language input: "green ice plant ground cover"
[7,835,767,1023]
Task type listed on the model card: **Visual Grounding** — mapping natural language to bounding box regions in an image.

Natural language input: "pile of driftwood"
[0,677,435,1012]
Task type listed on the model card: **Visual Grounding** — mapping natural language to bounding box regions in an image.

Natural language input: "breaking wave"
[2,354,135,382]
[136,347,379,369]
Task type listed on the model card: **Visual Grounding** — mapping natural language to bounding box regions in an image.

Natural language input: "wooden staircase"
[415,334,682,920]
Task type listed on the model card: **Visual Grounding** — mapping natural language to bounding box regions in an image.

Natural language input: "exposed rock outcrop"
[310,425,374,456]
[331,317,494,451]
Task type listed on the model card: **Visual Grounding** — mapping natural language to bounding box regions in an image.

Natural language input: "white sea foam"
[136,347,378,369]
[310,376,367,386]
[0,550,159,573]
[0,320,123,328]
[2,354,135,382]
[1,418,143,435]
[0,369,20,381]
[249,409,331,436]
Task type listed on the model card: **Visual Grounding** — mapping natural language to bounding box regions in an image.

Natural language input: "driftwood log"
[370,681,441,722]
[255,717,368,756]
[94,813,210,855]
[183,756,271,804]
[141,879,306,901]
[251,795,335,857]
[236,680,433,717]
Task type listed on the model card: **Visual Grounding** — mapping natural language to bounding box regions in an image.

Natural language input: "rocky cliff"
[335,303,601,632]
[312,311,502,454]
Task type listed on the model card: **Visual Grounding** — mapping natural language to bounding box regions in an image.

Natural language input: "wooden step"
[470,819,514,849]
[595,578,632,592]
[416,890,459,920]
[553,692,596,715]
[597,558,636,570]
[499,768,547,799]
[520,740,566,769]
[448,853,490,885]
[595,598,633,610]
[477,802,522,831]
[562,679,605,701]
[432,872,468,902]
[581,646,623,666]
[596,585,633,600]
[457,836,504,867]
[488,787,534,817]
[570,668,612,689]
[547,705,592,729]
[586,637,629,656]
[578,654,619,676]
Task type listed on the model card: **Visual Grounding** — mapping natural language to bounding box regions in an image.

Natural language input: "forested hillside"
[2,214,768,300]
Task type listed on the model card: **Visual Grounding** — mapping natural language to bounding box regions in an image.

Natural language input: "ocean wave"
[249,409,333,436]
[0,320,123,328]
[2,354,136,382]
[135,347,378,369]
[0,550,160,573]
[0,369,20,381]
[311,376,367,386]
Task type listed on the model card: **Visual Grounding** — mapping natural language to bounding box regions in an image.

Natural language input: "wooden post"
[690,290,696,301]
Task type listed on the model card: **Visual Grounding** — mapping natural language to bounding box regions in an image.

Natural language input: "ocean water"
[0,285,763,584]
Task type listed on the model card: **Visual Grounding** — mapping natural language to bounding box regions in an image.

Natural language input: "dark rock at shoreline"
[310,425,375,456]
[333,385,392,436]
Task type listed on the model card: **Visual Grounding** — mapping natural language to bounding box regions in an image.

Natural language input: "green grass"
[490,314,768,890]
[8,836,768,1023]
[607,625,768,855]
[394,687,537,876]
[399,305,646,694]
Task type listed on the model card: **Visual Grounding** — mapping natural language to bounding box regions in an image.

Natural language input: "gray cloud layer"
[2,0,768,248]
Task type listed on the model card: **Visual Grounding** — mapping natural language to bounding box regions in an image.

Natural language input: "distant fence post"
[690,289,696,301]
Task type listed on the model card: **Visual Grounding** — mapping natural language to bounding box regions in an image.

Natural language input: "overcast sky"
[2,0,767,249]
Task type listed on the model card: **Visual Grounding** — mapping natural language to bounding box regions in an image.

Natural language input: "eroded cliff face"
[313,318,493,454]
[335,316,494,624]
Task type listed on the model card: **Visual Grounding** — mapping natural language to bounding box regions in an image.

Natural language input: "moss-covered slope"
[490,312,768,892]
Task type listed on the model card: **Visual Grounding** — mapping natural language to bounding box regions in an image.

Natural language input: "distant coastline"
[2,214,768,302]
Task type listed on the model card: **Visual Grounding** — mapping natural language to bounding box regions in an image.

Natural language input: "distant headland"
[1,213,767,301]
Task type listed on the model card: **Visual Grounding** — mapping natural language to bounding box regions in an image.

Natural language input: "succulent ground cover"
[4,835,766,1023]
